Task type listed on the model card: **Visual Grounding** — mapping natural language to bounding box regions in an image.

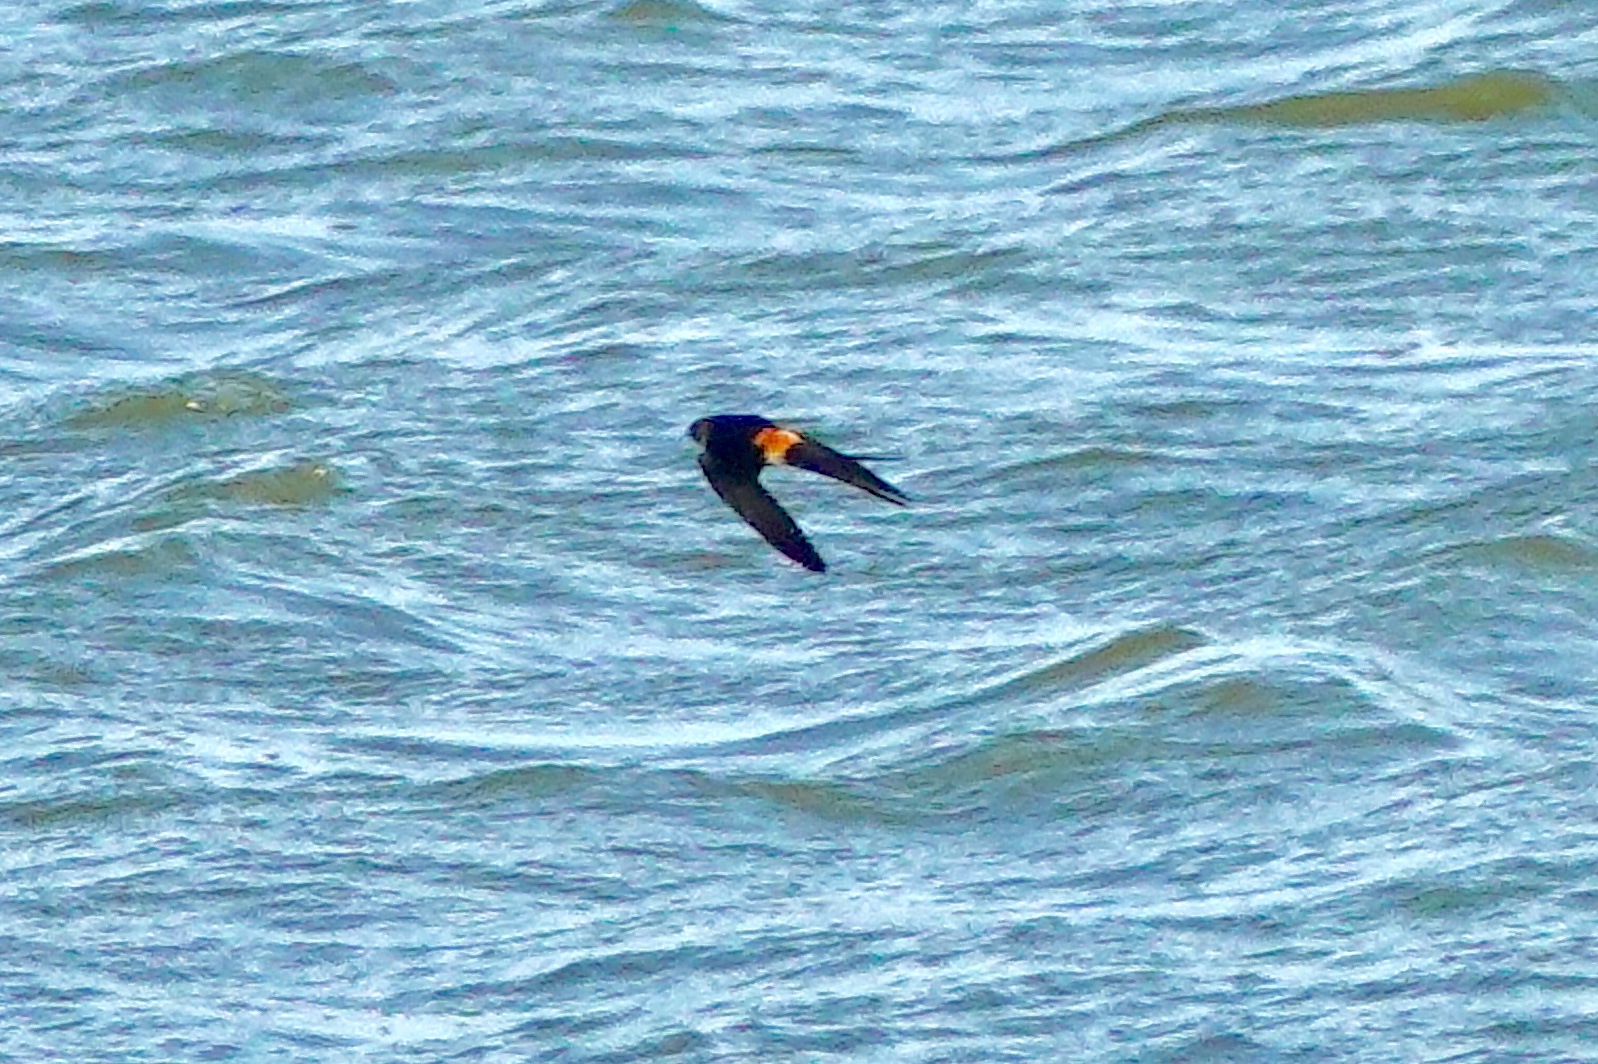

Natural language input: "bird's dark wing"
[783,439,910,506]
[699,456,826,572]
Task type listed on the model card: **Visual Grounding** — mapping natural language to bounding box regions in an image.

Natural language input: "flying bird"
[687,414,909,572]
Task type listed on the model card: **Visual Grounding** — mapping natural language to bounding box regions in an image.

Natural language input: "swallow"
[687,414,910,572]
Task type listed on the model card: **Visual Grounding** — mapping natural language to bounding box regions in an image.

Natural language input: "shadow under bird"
[687,414,910,572]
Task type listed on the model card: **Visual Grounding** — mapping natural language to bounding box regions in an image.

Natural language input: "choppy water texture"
[5,1,1598,1060]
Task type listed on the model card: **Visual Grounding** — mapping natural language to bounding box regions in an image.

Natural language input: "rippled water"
[6,1,1598,1060]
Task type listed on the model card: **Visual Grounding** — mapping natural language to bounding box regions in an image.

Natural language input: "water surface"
[4,1,1598,1060]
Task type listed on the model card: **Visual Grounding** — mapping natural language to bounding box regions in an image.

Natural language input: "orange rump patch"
[752,426,804,464]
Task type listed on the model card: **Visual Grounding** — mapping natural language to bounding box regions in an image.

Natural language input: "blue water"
[5,1,1598,1060]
